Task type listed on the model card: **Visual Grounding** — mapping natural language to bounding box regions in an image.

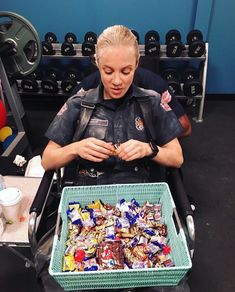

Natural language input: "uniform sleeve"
[152,97,184,146]
[135,68,186,119]
[70,71,100,95]
[135,67,167,93]
[167,88,185,119]
[45,99,81,146]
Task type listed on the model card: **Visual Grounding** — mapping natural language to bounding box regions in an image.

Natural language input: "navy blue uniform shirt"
[45,84,183,170]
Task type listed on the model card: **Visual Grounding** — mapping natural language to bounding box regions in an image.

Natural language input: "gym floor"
[0,97,235,292]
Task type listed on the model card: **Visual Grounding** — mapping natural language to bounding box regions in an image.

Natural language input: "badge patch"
[57,103,68,116]
[135,117,144,131]
[76,88,86,97]
[160,90,172,111]
[88,119,108,126]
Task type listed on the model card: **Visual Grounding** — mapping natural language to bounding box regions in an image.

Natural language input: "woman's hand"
[115,138,183,168]
[77,137,114,162]
[42,138,115,170]
[115,139,151,161]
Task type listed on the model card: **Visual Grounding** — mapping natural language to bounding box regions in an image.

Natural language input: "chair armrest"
[166,168,194,218]
[28,170,54,254]
[166,167,195,257]
[29,170,54,215]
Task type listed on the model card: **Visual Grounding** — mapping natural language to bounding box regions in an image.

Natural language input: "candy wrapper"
[97,240,124,270]
[64,197,174,272]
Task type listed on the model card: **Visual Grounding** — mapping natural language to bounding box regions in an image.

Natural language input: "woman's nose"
[112,73,122,86]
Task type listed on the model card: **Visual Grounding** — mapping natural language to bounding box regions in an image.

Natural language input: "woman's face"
[97,45,138,99]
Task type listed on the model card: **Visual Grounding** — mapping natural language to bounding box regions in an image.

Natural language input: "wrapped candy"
[98,240,124,270]
[64,197,174,272]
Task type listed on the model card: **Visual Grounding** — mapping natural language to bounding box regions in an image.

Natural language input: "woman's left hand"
[115,139,151,161]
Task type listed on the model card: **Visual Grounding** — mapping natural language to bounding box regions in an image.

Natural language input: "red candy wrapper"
[97,240,124,270]
[75,249,85,263]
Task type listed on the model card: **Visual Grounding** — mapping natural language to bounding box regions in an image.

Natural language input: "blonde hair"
[95,25,140,65]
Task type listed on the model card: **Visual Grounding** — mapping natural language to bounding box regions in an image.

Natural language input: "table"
[0,176,41,266]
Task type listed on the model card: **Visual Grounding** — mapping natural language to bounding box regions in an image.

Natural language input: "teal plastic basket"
[49,183,192,290]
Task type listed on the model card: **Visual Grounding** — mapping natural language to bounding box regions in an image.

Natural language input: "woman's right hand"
[42,138,115,170]
[76,137,115,162]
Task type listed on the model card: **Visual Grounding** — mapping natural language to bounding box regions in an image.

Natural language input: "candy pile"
[63,198,174,272]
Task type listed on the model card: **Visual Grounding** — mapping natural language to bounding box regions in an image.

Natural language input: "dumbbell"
[42,32,57,55]
[145,30,160,56]
[187,29,205,57]
[182,67,202,96]
[131,30,140,43]
[162,68,181,95]
[165,29,184,57]
[41,68,61,93]
[61,68,82,94]
[82,32,97,56]
[20,69,42,92]
[61,32,77,56]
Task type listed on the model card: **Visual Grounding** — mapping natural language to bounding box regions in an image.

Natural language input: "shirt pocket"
[86,118,108,140]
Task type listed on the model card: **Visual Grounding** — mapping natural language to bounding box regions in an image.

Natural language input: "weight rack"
[19,42,209,122]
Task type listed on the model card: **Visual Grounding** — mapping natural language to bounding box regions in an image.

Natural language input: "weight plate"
[42,41,54,55]
[182,67,199,82]
[168,81,181,95]
[145,30,160,43]
[45,67,61,80]
[61,79,77,93]
[162,68,180,80]
[44,32,57,43]
[21,76,39,92]
[166,41,183,57]
[64,32,77,43]
[145,43,160,56]
[0,11,41,77]
[84,32,97,44]
[183,81,202,97]
[165,29,181,43]
[61,42,76,56]
[41,79,58,93]
[82,42,95,56]
[187,29,203,44]
[30,68,42,79]
[64,69,81,81]
[188,41,205,57]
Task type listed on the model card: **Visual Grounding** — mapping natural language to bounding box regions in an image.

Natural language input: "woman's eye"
[104,71,112,75]
[122,71,130,75]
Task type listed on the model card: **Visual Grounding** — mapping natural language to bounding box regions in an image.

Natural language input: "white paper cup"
[0,187,22,223]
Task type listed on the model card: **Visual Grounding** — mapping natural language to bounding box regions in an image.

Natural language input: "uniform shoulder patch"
[68,88,87,101]
[160,90,172,111]
[76,88,86,97]
[57,103,68,116]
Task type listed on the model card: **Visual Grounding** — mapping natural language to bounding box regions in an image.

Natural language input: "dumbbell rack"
[159,42,209,122]
[18,42,208,122]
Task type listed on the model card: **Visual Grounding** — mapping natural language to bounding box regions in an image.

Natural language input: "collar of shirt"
[83,83,160,108]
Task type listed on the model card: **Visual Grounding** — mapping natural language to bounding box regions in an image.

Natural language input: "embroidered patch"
[57,103,68,116]
[76,88,86,97]
[135,117,144,131]
[88,119,108,126]
[160,90,172,111]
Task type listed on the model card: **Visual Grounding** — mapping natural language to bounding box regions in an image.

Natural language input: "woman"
[41,25,184,184]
